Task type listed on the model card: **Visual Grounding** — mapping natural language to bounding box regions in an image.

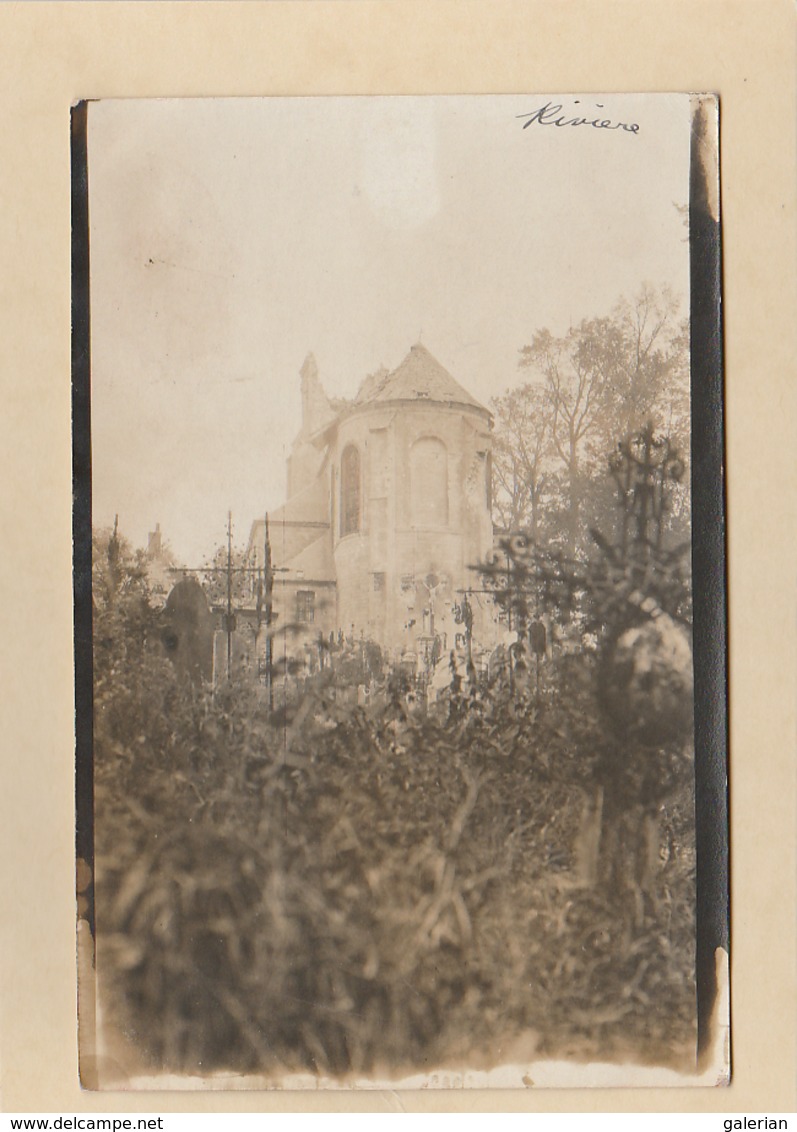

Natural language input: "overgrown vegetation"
[91,428,697,1080]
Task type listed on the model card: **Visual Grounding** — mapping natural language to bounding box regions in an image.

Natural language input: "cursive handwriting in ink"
[517,100,640,135]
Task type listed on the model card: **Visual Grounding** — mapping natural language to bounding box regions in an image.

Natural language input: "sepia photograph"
[73,93,727,1089]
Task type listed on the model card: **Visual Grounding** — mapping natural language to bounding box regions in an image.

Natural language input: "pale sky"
[88,94,691,564]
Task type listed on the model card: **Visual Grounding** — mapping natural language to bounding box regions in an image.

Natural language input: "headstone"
[162,577,215,684]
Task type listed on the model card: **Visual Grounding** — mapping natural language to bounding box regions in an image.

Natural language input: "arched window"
[410,436,448,526]
[340,444,361,536]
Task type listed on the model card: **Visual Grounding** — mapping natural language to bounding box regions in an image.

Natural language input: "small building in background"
[145,522,177,606]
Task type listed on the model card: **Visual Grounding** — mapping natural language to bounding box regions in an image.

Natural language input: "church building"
[246,344,498,663]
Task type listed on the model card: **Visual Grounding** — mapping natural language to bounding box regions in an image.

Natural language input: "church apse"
[251,343,497,661]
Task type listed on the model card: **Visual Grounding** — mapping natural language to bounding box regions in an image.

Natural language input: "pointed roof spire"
[300,352,318,383]
[299,352,333,435]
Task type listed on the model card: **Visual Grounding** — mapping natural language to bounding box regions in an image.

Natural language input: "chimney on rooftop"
[147,523,162,558]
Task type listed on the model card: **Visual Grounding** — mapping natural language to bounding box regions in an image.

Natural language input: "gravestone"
[162,577,215,684]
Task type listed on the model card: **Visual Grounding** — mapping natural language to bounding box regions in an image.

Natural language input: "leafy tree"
[92,519,158,686]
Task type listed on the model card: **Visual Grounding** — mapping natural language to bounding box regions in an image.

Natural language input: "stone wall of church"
[331,398,496,656]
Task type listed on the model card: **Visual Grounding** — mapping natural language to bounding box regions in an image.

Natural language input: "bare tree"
[519,325,607,552]
[490,382,552,539]
[593,284,689,449]
[517,285,690,553]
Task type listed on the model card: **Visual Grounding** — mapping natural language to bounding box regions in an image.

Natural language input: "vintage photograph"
[75,94,724,1087]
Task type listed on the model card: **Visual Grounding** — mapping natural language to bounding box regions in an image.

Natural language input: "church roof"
[275,533,335,583]
[247,516,335,583]
[248,475,331,570]
[354,344,488,414]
